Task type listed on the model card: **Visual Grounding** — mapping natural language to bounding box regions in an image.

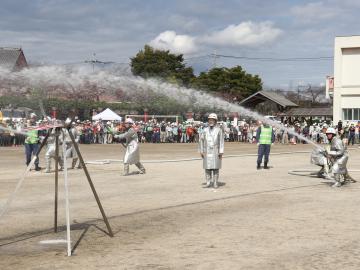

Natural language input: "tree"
[305,85,325,104]
[130,45,195,86]
[274,86,329,108]
[191,66,262,100]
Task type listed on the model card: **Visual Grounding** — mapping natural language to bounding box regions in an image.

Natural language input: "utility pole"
[85,53,97,72]
[297,84,300,105]
[92,53,96,72]
[85,53,114,71]
[212,50,218,68]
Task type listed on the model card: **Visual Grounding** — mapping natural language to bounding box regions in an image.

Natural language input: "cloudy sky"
[1,0,359,89]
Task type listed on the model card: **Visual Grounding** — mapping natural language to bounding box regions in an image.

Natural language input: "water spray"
[0,125,29,136]
[0,65,320,149]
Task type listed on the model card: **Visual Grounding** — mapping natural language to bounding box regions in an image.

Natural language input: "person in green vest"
[25,113,41,171]
[256,121,275,170]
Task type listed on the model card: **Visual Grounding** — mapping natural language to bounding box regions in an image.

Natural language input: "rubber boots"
[213,170,219,189]
[123,163,130,176]
[136,162,146,174]
[204,170,212,188]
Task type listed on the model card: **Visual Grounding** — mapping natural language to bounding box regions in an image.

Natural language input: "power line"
[183,53,333,65]
[183,55,210,61]
[211,54,333,62]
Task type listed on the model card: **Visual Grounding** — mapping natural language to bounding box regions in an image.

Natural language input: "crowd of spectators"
[1,117,359,147]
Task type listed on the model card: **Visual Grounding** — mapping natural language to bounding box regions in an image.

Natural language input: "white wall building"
[333,36,360,123]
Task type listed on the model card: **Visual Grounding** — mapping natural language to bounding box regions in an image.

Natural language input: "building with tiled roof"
[0,47,28,71]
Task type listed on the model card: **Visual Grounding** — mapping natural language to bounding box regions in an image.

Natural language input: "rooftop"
[0,47,26,70]
[285,107,333,117]
[239,90,298,108]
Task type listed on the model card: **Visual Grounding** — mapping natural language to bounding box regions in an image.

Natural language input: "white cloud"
[149,30,198,54]
[291,2,338,23]
[201,21,282,47]
[149,21,282,54]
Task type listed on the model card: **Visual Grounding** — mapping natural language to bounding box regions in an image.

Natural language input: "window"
[343,108,360,120]
[355,109,359,120]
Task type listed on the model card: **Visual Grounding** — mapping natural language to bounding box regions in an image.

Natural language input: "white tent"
[92,108,122,121]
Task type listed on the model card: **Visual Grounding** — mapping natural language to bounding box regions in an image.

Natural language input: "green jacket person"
[25,113,41,171]
[256,122,275,170]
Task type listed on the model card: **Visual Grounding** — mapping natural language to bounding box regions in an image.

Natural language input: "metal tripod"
[6,126,113,256]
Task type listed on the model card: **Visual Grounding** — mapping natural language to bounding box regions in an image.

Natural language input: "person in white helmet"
[114,118,145,176]
[199,113,224,188]
[324,127,350,187]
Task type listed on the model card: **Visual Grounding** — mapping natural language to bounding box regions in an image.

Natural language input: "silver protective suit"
[310,147,330,178]
[311,137,350,185]
[45,129,56,173]
[199,125,225,170]
[115,127,145,175]
[328,137,349,175]
[69,127,81,169]
[199,125,224,188]
[59,128,76,169]
[311,147,328,167]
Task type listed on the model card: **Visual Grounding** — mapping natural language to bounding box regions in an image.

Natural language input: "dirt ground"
[0,142,360,270]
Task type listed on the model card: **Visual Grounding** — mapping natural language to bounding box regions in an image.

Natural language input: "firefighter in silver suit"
[44,128,57,173]
[58,127,74,171]
[199,113,225,189]
[311,146,330,179]
[325,127,350,187]
[69,123,81,169]
[114,118,146,176]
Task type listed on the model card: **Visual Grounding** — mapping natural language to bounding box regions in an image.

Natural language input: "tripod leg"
[54,129,59,233]
[68,130,114,237]
[62,130,72,256]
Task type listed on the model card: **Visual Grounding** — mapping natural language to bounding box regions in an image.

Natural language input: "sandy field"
[0,142,360,270]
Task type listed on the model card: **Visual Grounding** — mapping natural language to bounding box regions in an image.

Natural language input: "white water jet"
[0,125,28,136]
[0,65,320,148]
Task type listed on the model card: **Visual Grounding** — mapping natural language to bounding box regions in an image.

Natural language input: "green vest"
[25,130,39,144]
[259,127,272,145]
